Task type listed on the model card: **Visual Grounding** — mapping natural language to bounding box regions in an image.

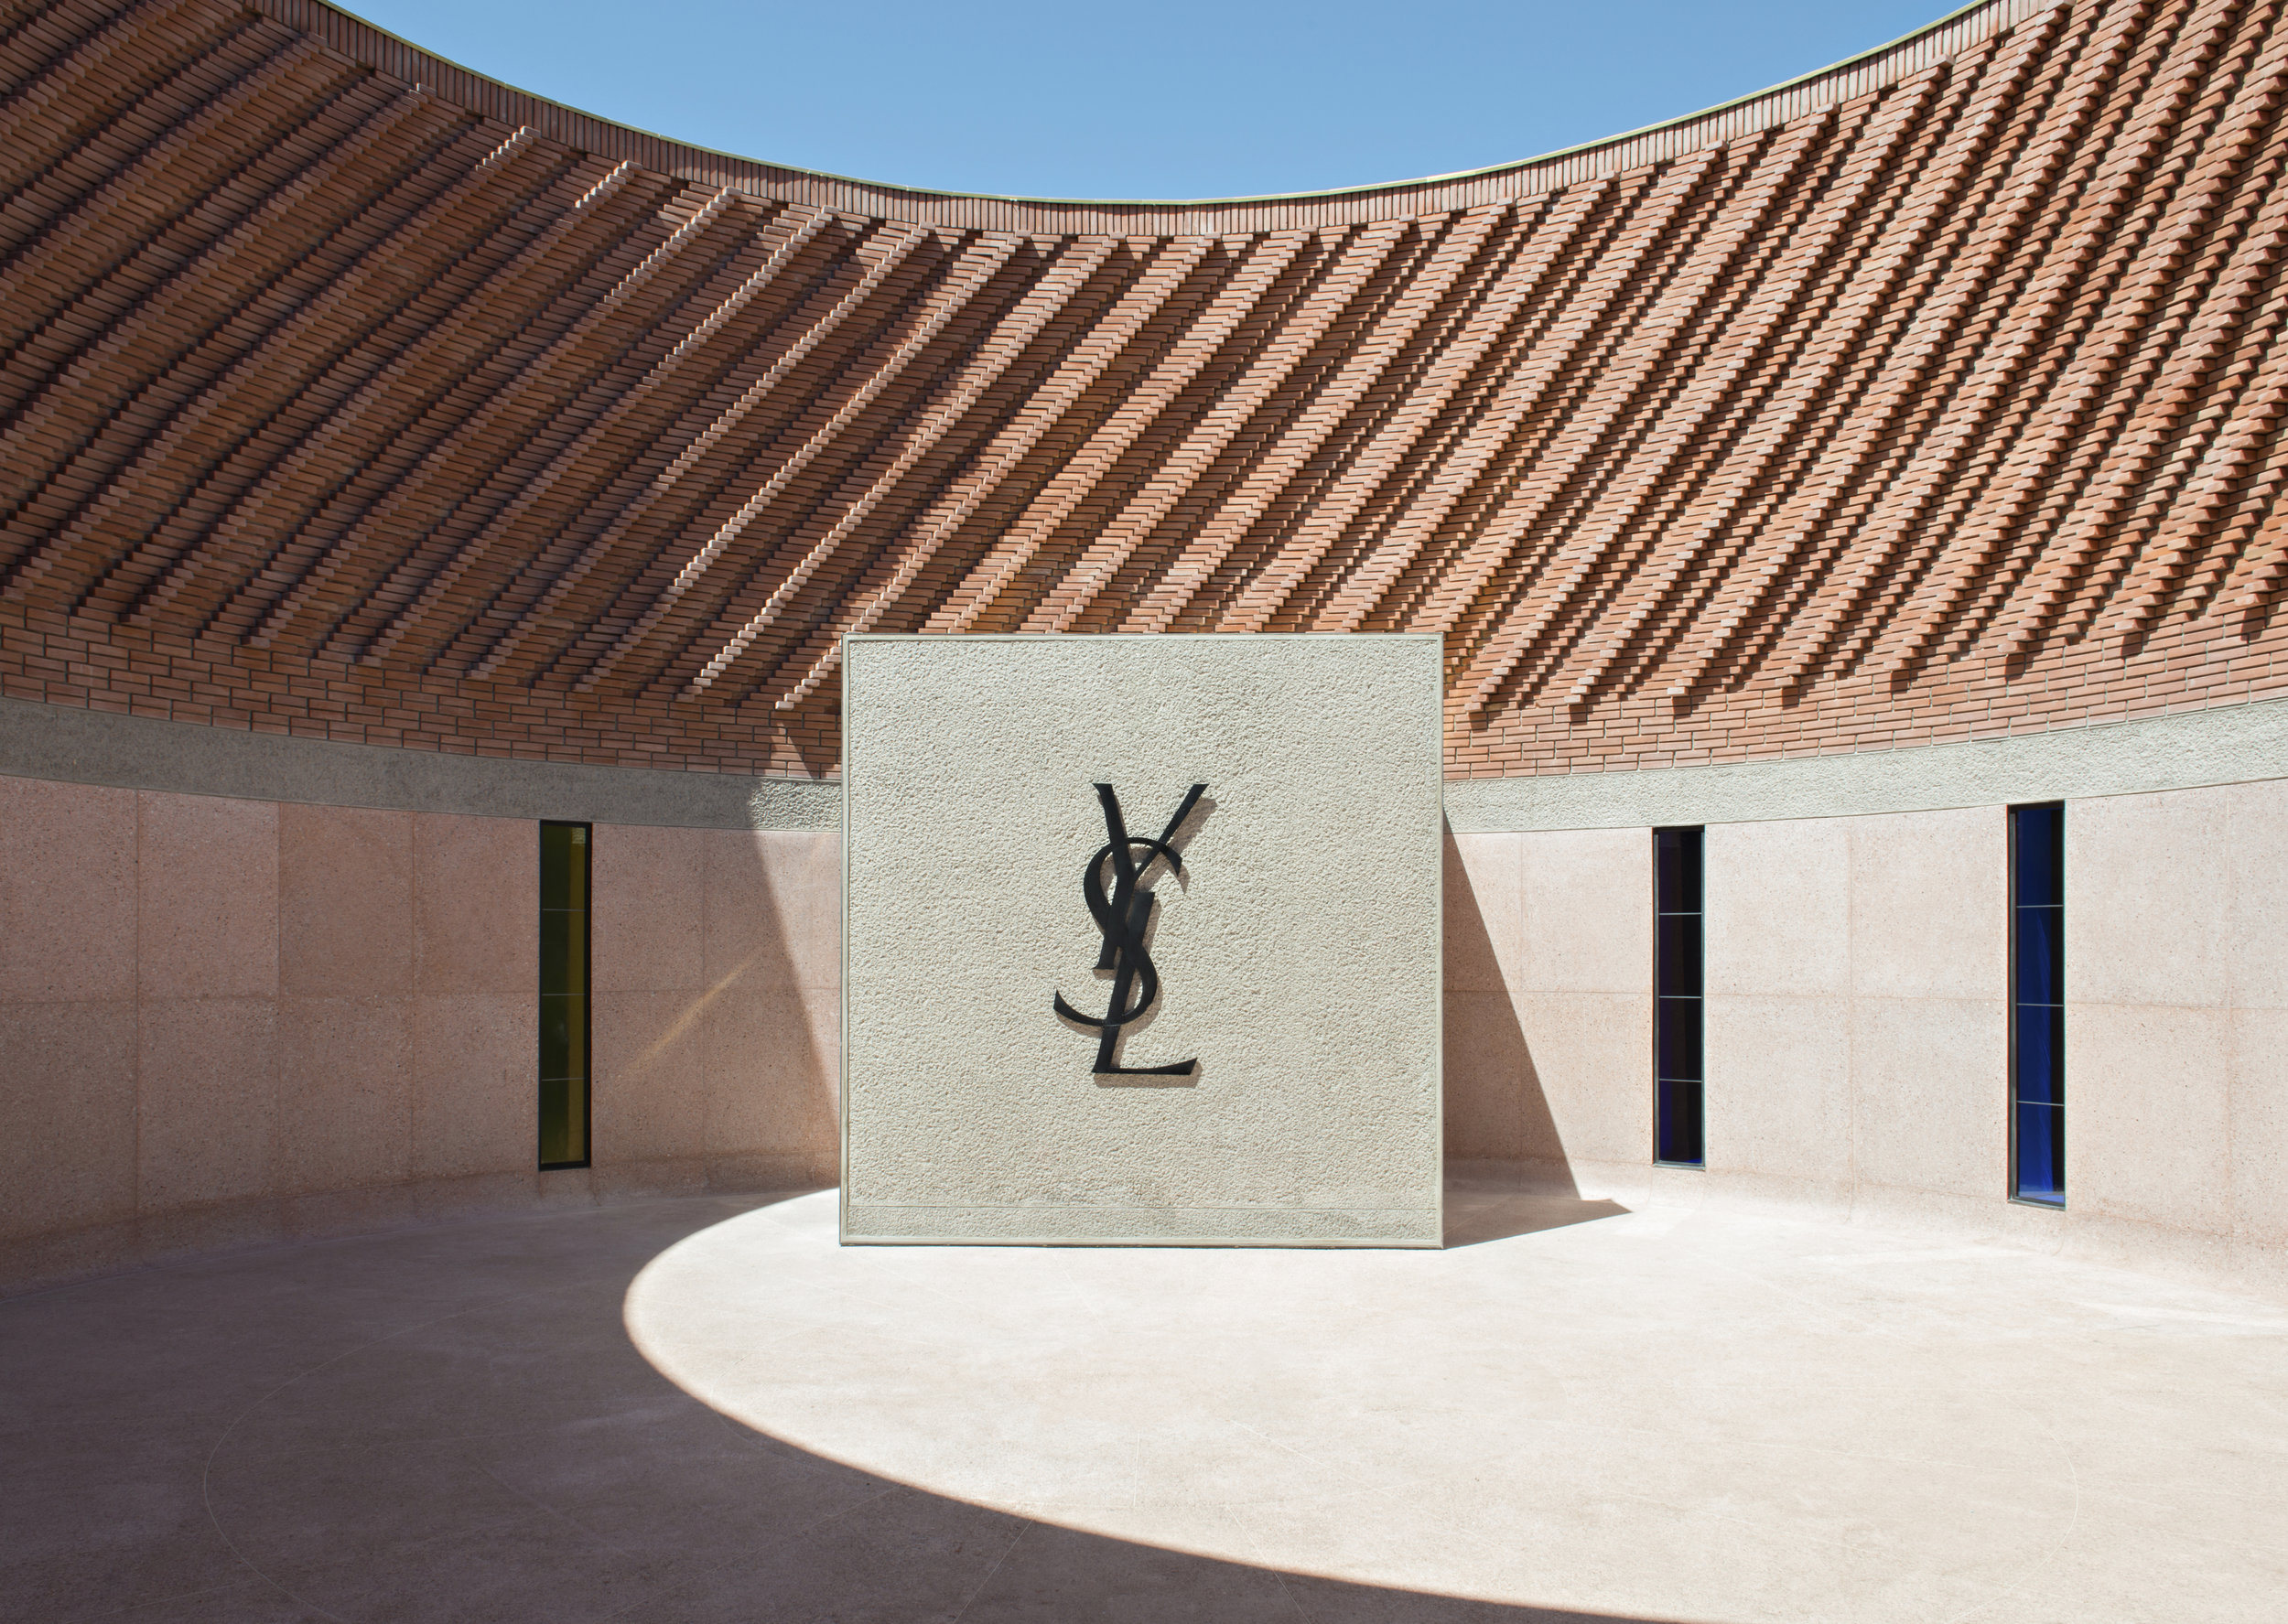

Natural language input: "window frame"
[1652,824,1705,1169]
[538,820,593,1172]
[2007,801,2065,1210]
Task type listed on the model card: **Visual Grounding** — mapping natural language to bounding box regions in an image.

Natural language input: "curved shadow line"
[620,1188,1689,1623]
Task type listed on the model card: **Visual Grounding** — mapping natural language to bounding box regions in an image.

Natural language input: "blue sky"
[345,1,1952,200]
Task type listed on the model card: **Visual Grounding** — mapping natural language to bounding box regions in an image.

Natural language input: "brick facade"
[5,0,2287,780]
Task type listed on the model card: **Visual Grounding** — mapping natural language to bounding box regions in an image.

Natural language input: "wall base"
[0,1155,838,1297]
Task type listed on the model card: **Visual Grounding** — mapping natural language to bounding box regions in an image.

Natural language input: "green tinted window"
[539,823,590,1167]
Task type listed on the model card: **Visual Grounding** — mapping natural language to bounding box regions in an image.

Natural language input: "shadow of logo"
[1052,782,1207,1078]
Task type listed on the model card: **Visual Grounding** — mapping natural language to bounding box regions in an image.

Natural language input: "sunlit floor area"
[6,1177,2284,1624]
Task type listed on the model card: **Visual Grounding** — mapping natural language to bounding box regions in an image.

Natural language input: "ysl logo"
[1053,782,1208,1076]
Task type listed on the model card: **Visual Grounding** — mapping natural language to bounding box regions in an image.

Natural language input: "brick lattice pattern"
[5,0,2288,779]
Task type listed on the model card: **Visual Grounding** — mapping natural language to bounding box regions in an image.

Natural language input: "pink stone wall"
[2066,782,2288,1296]
[588,826,840,1197]
[1442,800,2288,1298]
[0,780,841,1289]
[13,774,2276,1295]
[1441,827,1654,1174]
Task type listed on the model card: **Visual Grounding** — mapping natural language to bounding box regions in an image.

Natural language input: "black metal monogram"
[1052,782,1208,1076]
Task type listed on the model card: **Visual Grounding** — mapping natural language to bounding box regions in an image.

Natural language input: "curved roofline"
[15,0,2284,786]
[325,0,2008,210]
[308,0,2041,216]
[275,0,2052,228]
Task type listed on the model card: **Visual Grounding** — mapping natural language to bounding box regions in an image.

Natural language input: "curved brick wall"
[5,0,2288,780]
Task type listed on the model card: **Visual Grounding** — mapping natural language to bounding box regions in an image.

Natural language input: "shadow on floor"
[0,1189,1698,1624]
[1443,1187,1632,1249]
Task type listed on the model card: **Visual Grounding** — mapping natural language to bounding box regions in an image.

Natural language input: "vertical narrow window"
[1654,826,1705,1167]
[2011,803,2064,1206]
[539,822,591,1169]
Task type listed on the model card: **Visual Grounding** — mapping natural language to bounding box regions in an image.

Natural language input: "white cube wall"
[840,635,1444,1246]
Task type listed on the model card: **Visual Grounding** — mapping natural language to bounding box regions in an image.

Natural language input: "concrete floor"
[5,1178,2284,1623]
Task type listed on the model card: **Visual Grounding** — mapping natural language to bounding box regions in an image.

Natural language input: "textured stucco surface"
[0,699,840,831]
[1443,693,2288,831]
[841,636,1443,1245]
[16,679,2288,847]
[16,684,2285,840]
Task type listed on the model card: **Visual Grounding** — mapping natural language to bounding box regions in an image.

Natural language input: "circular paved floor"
[5,1178,2285,1622]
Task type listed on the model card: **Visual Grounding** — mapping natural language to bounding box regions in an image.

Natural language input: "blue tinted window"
[1654,827,1704,1168]
[2015,1102,2065,1204]
[1657,1073,1704,1169]
[2013,907,2062,1007]
[2013,805,2064,907]
[2013,1005,2064,1107]
[2010,804,2064,1206]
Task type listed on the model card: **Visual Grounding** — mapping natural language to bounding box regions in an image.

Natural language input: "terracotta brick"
[5,0,2288,782]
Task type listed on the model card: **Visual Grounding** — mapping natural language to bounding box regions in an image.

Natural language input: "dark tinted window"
[540,823,591,1169]
[1654,827,1704,1167]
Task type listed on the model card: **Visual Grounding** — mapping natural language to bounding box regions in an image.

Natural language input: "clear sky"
[342,0,1955,200]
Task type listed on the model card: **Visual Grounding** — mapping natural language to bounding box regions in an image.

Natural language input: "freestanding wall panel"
[841,635,1443,1245]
